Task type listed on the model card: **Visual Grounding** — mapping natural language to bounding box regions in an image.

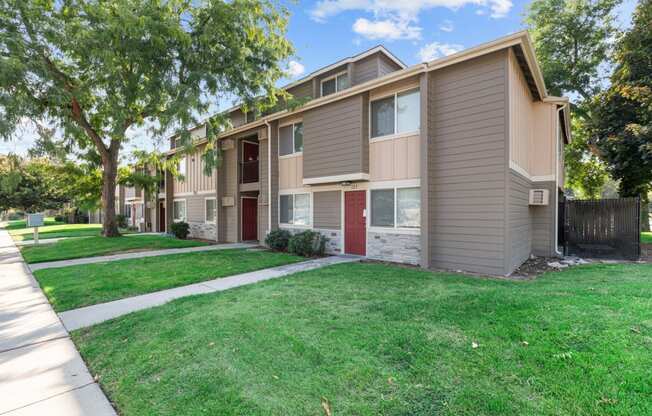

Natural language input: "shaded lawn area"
[73,262,652,416]
[3,217,63,230]
[9,223,105,241]
[642,232,652,244]
[35,249,303,312]
[20,234,207,264]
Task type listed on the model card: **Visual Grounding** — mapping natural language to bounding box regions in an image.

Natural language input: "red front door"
[345,191,366,256]
[242,198,258,241]
[159,202,166,232]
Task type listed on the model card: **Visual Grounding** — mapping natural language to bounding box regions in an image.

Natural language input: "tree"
[0,156,70,212]
[0,0,293,236]
[565,116,608,198]
[525,0,621,105]
[590,0,652,230]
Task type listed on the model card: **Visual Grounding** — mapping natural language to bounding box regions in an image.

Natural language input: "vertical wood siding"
[258,136,269,240]
[313,191,342,229]
[303,95,367,180]
[287,81,313,100]
[173,148,216,194]
[369,135,420,181]
[428,51,509,275]
[279,155,303,189]
[378,54,401,77]
[353,55,379,85]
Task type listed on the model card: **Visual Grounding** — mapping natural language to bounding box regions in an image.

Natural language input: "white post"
[34,226,39,245]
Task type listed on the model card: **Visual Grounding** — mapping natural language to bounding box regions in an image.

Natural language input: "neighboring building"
[156,31,569,276]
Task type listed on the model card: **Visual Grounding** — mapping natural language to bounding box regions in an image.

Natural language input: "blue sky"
[1,0,638,157]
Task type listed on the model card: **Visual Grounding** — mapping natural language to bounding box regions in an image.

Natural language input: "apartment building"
[159,31,570,276]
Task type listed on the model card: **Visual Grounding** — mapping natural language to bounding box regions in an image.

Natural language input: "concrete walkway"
[30,242,257,271]
[60,255,359,331]
[0,230,116,415]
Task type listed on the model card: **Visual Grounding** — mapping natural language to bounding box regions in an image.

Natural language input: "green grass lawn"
[3,217,63,230]
[21,234,207,264]
[35,249,303,312]
[73,262,652,416]
[642,232,652,244]
[9,223,105,241]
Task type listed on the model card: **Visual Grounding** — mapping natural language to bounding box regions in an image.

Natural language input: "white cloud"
[287,60,305,78]
[439,19,454,32]
[352,18,421,40]
[417,41,463,62]
[310,0,513,25]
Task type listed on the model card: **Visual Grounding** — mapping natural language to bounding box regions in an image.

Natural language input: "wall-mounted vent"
[529,189,549,206]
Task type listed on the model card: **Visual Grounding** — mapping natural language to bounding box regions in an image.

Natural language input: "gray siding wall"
[269,120,280,230]
[313,191,341,229]
[531,181,557,257]
[258,136,269,241]
[508,170,532,270]
[428,50,509,276]
[287,81,313,101]
[303,94,368,180]
[184,194,207,223]
[378,54,401,77]
[220,145,238,242]
[353,55,379,85]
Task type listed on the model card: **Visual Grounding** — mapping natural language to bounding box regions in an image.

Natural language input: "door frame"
[240,195,258,241]
[342,189,367,256]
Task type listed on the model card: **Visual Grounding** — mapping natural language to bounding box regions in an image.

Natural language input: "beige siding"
[173,148,217,194]
[218,145,238,242]
[369,76,419,101]
[531,181,558,256]
[378,54,401,76]
[313,191,341,229]
[428,50,508,276]
[303,94,368,180]
[269,120,280,231]
[369,135,420,181]
[258,135,269,240]
[279,155,303,190]
[183,194,207,223]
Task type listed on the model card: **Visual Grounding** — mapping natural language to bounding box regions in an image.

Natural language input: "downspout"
[265,120,272,236]
[554,105,564,256]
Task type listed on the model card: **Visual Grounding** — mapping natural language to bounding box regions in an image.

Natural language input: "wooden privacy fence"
[562,197,640,260]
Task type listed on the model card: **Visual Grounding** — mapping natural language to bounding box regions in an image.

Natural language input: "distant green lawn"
[642,232,652,244]
[73,262,652,416]
[21,234,207,264]
[35,249,302,312]
[9,223,105,241]
[3,217,63,230]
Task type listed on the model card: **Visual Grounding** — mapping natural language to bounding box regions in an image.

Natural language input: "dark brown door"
[159,202,166,232]
[345,191,366,256]
[242,198,258,241]
[243,141,259,161]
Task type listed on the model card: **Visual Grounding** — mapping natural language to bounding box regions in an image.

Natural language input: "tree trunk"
[101,147,121,237]
[642,194,651,232]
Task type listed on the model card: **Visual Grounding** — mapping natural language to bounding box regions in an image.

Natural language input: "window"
[279,122,304,156]
[370,88,420,139]
[124,204,132,219]
[321,72,349,97]
[371,187,420,228]
[279,193,311,226]
[205,198,216,223]
[135,203,143,220]
[173,200,186,222]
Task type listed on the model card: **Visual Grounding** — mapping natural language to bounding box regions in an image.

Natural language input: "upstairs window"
[321,72,349,97]
[279,122,303,156]
[370,88,420,139]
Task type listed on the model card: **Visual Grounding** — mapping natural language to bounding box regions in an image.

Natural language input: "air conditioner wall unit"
[529,189,550,206]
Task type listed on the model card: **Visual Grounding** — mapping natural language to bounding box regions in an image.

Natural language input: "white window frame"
[320,71,349,96]
[369,87,420,142]
[124,203,132,219]
[204,197,217,224]
[278,191,312,228]
[368,183,420,233]
[173,199,187,223]
[278,121,304,159]
[178,156,187,176]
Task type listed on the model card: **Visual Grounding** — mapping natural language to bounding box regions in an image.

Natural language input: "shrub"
[170,221,190,239]
[288,230,328,257]
[115,214,128,228]
[265,229,292,251]
[54,215,65,223]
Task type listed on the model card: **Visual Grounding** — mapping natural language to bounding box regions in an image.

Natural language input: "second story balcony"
[240,160,259,184]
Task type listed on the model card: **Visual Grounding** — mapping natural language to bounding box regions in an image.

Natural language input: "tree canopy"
[0,0,293,235]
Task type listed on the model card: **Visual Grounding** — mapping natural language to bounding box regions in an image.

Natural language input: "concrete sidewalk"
[60,255,359,331]
[0,230,116,415]
[30,242,257,271]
